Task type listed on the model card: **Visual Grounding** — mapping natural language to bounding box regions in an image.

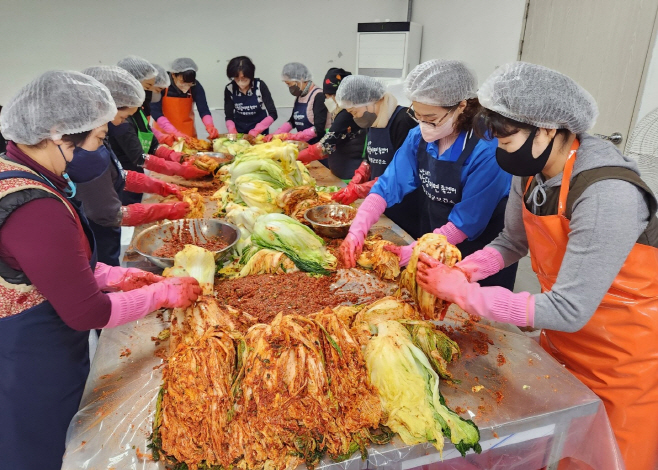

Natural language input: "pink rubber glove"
[434,222,468,246]
[456,247,505,283]
[384,242,416,267]
[152,126,175,146]
[332,179,377,205]
[416,253,534,326]
[287,127,316,142]
[94,263,164,292]
[273,122,293,135]
[202,115,220,139]
[120,202,190,226]
[105,277,202,328]
[248,116,274,136]
[156,116,188,138]
[154,145,183,163]
[125,170,183,198]
[339,193,387,268]
[225,120,238,134]
[144,155,209,180]
[297,144,325,164]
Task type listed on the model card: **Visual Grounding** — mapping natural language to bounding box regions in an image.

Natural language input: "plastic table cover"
[63,163,624,470]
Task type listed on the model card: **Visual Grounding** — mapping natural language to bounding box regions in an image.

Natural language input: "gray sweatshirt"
[489,133,651,332]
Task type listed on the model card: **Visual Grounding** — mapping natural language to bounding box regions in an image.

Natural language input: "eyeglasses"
[407,106,453,128]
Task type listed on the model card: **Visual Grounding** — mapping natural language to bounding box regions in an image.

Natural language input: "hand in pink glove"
[273,122,293,135]
[144,156,209,180]
[121,202,190,226]
[225,120,238,134]
[339,193,387,268]
[125,171,183,198]
[105,277,202,328]
[416,253,534,326]
[332,179,377,205]
[339,233,363,268]
[94,263,164,292]
[202,115,220,139]
[248,116,275,137]
[456,247,505,282]
[384,242,416,267]
[262,134,274,143]
[154,146,183,163]
[156,116,188,140]
[286,127,316,142]
[297,144,325,164]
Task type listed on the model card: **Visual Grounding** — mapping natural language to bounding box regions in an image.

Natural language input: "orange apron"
[523,139,658,470]
[152,86,197,137]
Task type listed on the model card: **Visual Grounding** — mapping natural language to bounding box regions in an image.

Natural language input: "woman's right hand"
[149,277,202,310]
[339,233,364,268]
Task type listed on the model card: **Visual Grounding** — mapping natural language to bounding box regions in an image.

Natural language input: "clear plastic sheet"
[64,163,623,470]
[63,304,623,470]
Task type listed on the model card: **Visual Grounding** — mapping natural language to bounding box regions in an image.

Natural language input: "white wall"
[637,32,658,124]
[0,0,408,134]
[411,0,527,85]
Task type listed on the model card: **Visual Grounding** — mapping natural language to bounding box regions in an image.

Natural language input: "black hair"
[453,98,482,134]
[175,70,196,84]
[227,56,255,81]
[474,107,570,141]
[61,130,92,147]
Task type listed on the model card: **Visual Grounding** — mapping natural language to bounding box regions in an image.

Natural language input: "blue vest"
[230,78,268,134]
[0,169,97,470]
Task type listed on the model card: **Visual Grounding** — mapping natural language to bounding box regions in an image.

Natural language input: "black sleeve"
[318,110,362,155]
[390,107,418,151]
[224,84,235,121]
[312,91,328,140]
[107,121,145,170]
[150,93,164,121]
[259,81,278,121]
[74,165,123,227]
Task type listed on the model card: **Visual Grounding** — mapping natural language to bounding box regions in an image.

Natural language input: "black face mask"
[288,85,302,97]
[496,128,555,177]
[354,111,377,129]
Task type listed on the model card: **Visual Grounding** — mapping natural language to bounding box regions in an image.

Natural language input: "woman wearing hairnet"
[416,62,658,469]
[78,66,197,266]
[151,57,219,141]
[224,56,278,136]
[0,71,201,469]
[339,61,516,288]
[114,58,208,206]
[296,68,367,180]
[332,74,419,240]
[266,62,329,144]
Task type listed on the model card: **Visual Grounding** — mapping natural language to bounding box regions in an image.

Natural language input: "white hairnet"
[82,65,145,108]
[0,70,117,145]
[281,62,312,82]
[404,59,477,107]
[117,55,157,81]
[169,58,198,73]
[335,75,386,108]
[152,63,171,88]
[478,61,599,133]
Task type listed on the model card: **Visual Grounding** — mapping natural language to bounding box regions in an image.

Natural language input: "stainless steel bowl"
[304,204,356,238]
[133,219,240,268]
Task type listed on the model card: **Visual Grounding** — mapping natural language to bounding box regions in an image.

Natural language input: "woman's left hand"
[416,252,470,303]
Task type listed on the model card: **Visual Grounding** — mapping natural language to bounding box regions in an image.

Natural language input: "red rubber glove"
[144,156,209,180]
[351,161,371,184]
[297,143,325,164]
[125,170,183,198]
[120,202,190,226]
[332,178,377,205]
[154,146,183,163]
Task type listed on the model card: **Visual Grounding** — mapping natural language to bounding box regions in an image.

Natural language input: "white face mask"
[325,97,338,114]
[419,112,456,142]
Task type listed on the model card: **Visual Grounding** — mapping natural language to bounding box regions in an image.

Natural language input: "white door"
[520,0,658,150]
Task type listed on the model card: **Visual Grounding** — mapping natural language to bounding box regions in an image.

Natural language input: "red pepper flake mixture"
[213,272,388,324]
[497,353,507,366]
[153,221,229,258]
[119,348,131,358]
[494,391,504,404]
[454,406,466,414]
